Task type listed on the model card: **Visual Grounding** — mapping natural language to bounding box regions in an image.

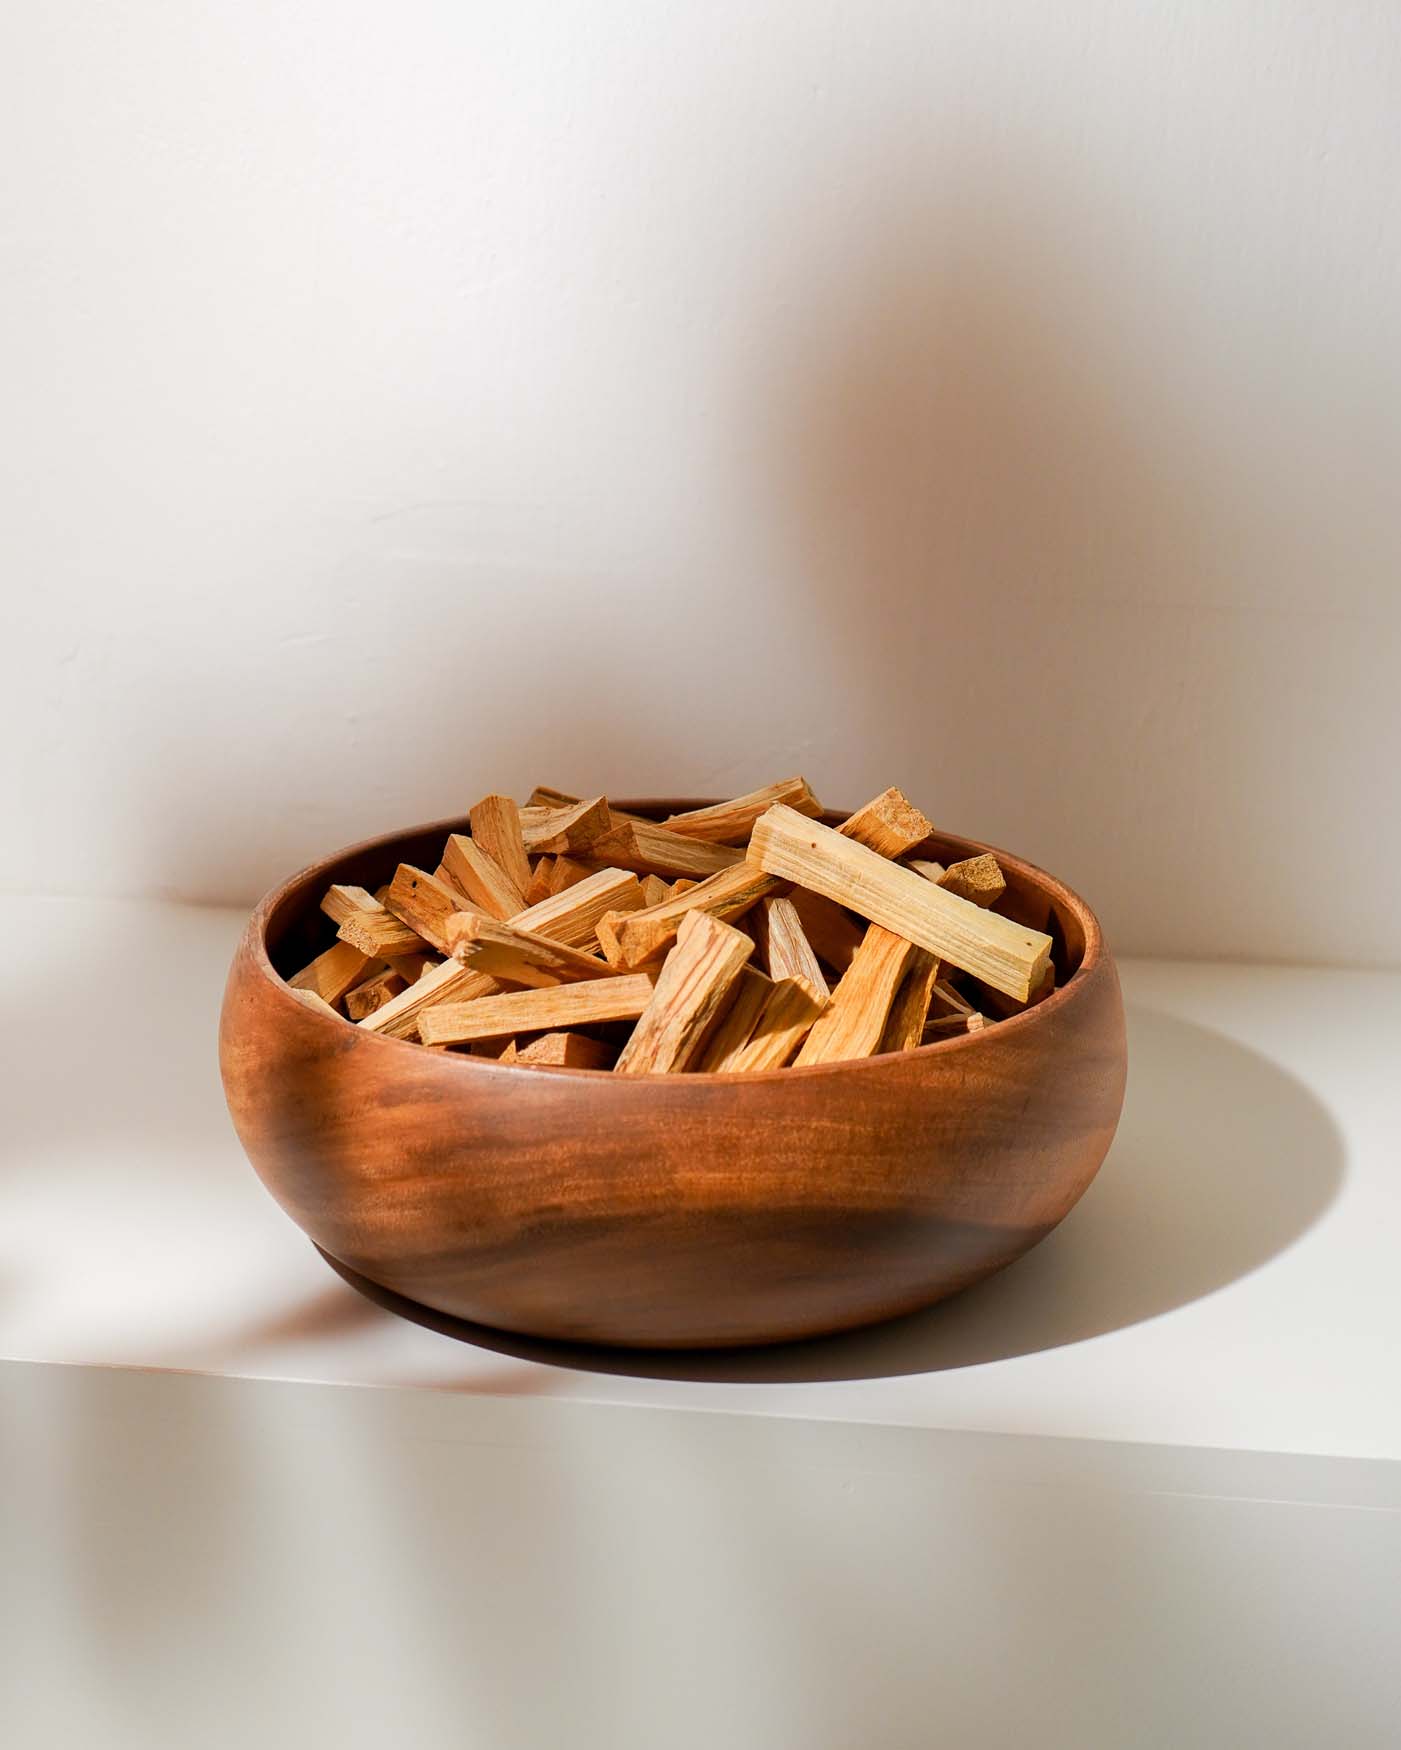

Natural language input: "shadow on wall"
[323,1001,1344,1387]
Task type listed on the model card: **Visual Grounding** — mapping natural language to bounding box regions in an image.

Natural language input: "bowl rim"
[244,798,1107,1083]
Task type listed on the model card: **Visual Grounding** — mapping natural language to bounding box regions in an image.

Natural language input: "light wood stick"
[586,820,744,880]
[320,883,435,973]
[927,852,1006,910]
[880,949,941,1053]
[640,875,671,907]
[444,913,621,987]
[288,939,375,1006]
[337,905,432,959]
[419,974,656,1047]
[527,787,649,826]
[515,1031,616,1070]
[441,833,527,920]
[786,888,864,973]
[924,1010,989,1039]
[906,858,947,884]
[838,787,935,858]
[319,883,380,927]
[694,967,774,1072]
[751,896,829,1000]
[291,987,341,1019]
[359,958,505,1039]
[513,866,645,949]
[596,863,782,968]
[973,962,1057,1019]
[794,924,918,1066]
[725,977,827,1072]
[384,864,482,955]
[522,858,556,906]
[661,778,822,844]
[468,794,532,898]
[519,796,614,855]
[749,807,1052,1001]
[614,911,754,1075]
[547,855,595,894]
[345,968,408,1021]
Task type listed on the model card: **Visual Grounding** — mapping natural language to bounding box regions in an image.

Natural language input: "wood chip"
[519,796,615,856]
[794,925,919,1066]
[444,913,622,987]
[441,832,527,920]
[751,896,830,1000]
[614,911,755,1075]
[661,778,822,844]
[419,974,657,1047]
[837,787,935,858]
[749,806,1052,1001]
[725,977,827,1072]
[468,794,532,898]
[933,853,1006,910]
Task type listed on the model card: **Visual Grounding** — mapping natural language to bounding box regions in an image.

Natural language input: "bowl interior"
[261,801,1093,1008]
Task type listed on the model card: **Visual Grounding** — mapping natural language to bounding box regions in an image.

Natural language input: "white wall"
[2,2,1398,964]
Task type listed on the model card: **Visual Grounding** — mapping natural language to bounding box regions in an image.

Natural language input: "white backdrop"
[3,2,1398,964]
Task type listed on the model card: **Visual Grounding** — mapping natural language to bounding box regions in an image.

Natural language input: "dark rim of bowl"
[245,800,1106,1082]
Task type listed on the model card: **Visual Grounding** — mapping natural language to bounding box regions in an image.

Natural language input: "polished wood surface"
[219,802,1127,1348]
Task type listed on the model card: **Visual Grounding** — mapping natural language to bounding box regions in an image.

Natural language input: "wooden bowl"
[220,802,1126,1349]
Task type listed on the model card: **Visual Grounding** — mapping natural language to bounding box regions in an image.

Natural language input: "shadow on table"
[321,1003,1345,1386]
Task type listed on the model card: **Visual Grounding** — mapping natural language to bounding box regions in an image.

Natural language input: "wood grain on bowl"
[220,799,1127,1348]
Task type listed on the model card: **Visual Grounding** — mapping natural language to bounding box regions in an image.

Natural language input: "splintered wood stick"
[385,864,484,954]
[597,863,781,968]
[725,977,827,1072]
[519,796,614,856]
[359,958,505,1038]
[522,858,556,906]
[345,968,407,1021]
[547,855,595,895]
[513,866,646,949]
[929,978,975,1018]
[906,858,947,884]
[918,852,1007,910]
[751,896,830,1000]
[442,833,527,920]
[527,787,650,826]
[694,967,775,1072]
[838,787,935,859]
[794,925,919,1066]
[336,904,432,960]
[614,910,755,1075]
[586,820,745,880]
[924,1010,988,1039]
[661,778,822,844]
[468,794,532,898]
[880,949,941,1054]
[289,939,375,1006]
[444,913,622,987]
[786,888,864,974]
[749,806,1052,1001]
[514,1031,616,1069]
[418,974,657,1047]
[319,883,382,927]
[640,874,671,907]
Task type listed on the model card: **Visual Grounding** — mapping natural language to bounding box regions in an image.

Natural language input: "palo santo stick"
[749,806,1052,1001]
[289,939,375,1007]
[519,796,614,856]
[360,958,504,1039]
[320,883,381,927]
[291,987,341,1019]
[587,820,744,881]
[596,863,781,968]
[726,977,827,1073]
[614,911,754,1075]
[934,853,1006,910]
[906,858,947,884]
[514,866,645,950]
[547,855,595,894]
[468,794,532,898]
[522,858,556,906]
[320,882,435,974]
[444,913,622,987]
[880,949,941,1054]
[336,905,431,959]
[384,864,482,955]
[516,1031,616,1069]
[751,896,829,1000]
[974,962,1057,1020]
[419,974,656,1047]
[661,778,822,844]
[794,925,918,1066]
[345,968,407,1021]
[641,874,671,907]
[838,787,935,858]
[694,967,774,1072]
[442,833,527,920]
[924,1010,988,1039]
[528,787,650,826]
[929,978,975,1018]
[786,888,864,974]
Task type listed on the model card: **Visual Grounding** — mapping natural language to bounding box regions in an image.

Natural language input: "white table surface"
[4,894,1397,1461]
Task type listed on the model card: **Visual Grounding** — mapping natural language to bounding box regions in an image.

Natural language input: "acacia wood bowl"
[220,800,1126,1349]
